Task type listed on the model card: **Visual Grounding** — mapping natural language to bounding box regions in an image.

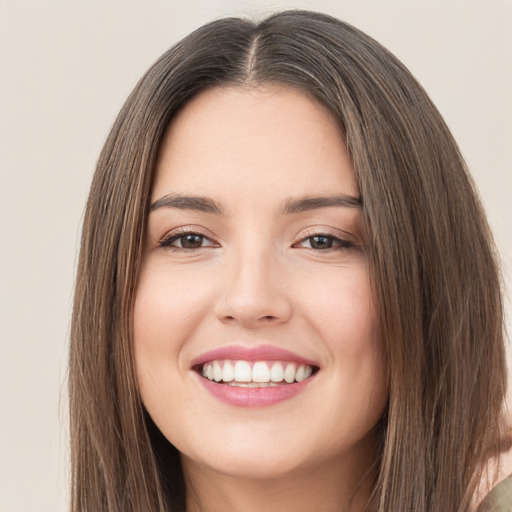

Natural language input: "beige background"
[0,1,510,510]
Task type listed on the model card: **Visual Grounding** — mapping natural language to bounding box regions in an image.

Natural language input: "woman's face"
[134,86,387,481]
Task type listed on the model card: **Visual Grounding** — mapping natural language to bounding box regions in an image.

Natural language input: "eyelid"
[158,226,219,249]
[156,225,360,252]
[296,226,357,243]
[295,234,353,250]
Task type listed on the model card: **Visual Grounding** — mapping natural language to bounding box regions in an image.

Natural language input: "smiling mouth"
[196,360,319,387]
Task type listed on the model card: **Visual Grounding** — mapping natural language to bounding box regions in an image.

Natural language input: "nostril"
[223,314,277,323]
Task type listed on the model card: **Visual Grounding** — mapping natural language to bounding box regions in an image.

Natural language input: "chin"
[185,448,312,481]
[177,425,316,480]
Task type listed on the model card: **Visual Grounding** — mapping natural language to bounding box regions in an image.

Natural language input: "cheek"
[134,262,210,356]
[302,266,385,408]
[304,266,377,350]
[132,261,214,408]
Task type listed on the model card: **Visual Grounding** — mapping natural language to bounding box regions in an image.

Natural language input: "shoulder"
[474,440,512,512]
[476,473,512,512]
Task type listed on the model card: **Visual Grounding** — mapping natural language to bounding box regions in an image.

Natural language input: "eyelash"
[294,232,356,252]
[159,229,217,251]
[159,229,356,253]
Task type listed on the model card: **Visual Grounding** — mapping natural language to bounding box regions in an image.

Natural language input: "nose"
[215,246,293,328]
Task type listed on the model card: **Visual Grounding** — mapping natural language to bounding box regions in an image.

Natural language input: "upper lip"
[190,344,319,369]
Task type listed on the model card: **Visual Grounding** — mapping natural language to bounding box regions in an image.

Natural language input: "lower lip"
[196,374,315,407]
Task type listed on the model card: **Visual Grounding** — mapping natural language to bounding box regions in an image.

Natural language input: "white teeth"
[234,361,252,382]
[270,362,284,382]
[222,360,234,382]
[200,360,315,385]
[213,361,223,382]
[295,364,306,382]
[284,363,296,383]
[295,364,313,382]
[252,361,271,383]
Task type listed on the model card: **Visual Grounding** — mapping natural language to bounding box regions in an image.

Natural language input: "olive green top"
[477,474,512,512]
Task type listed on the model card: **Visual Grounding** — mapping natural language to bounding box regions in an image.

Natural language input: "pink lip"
[196,376,315,407]
[191,344,319,407]
[190,344,318,368]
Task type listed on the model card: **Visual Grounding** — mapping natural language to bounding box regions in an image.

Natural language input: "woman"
[69,10,510,512]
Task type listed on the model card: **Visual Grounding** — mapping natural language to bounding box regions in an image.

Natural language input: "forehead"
[153,85,359,203]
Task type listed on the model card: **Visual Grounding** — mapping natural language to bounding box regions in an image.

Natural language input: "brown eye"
[180,234,205,249]
[309,235,334,250]
[160,232,216,250]
[296,234,354,251]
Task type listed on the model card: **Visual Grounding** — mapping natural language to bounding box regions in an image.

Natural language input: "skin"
[134,85,387,512]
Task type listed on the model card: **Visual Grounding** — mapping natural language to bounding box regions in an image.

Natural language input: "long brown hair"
[69,10,507,511]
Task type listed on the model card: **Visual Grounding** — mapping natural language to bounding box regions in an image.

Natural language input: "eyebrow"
[150,194,225,215]
[150,193,362,215]
[279,194,362,215]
